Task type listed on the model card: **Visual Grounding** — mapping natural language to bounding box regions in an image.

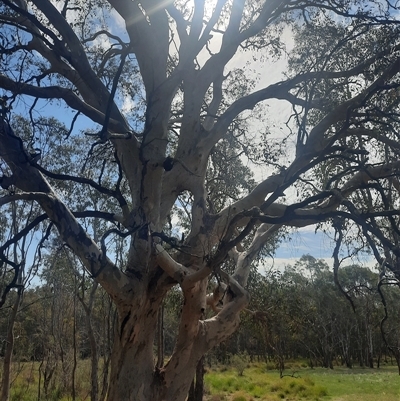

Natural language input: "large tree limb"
[0,75,129,133]
[208,52,400,150]
[31,0,121,114]
[154,244,190,284]
[2,1,144,200]
[154,243,212,287]
[203,271,249,348]
[164,49,397,228]
[233,223,281,285]
[107,0,170,95]
[205,159,400,290]
[9,0,120,116]
[0,118,131,299]
[166,39,400,213]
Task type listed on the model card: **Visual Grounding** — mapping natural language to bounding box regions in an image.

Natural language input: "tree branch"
[0,75,129,133]
[0,117,131,298]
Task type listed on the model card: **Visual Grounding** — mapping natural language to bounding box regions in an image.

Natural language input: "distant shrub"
[265,361,276,371]
[231,352,249,376]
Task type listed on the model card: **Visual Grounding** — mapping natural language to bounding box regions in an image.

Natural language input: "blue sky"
[277,229,333,259]
[268,227,376,272]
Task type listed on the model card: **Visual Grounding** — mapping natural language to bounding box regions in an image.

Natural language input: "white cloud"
[121,96,136,114]
[257,257,300,273]
[257,254,376,276]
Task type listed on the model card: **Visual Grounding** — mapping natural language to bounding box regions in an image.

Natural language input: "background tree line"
[2,252,400,399]
[227,255,400,374]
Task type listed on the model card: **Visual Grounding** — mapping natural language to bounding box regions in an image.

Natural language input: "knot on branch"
[0,175,15,190]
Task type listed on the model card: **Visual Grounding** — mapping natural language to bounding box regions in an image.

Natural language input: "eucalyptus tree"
[1,1,400,400]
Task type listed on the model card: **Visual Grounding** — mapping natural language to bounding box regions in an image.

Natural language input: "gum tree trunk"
[107,299,198,401]
[106,272,246,401]
[107,300,160,401]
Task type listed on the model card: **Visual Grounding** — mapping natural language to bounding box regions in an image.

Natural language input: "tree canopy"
[1,1,400,400]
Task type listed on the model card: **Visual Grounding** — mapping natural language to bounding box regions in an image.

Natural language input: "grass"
[306,365,400,401]
[205,364,327,401]
[0,360,93,401]
[204,363,400,401]
[3,360,400,400]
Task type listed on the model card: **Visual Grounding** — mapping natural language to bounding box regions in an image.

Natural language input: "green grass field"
[3,360,400,400]
[1,360,94,401]
[204,363,400,401]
